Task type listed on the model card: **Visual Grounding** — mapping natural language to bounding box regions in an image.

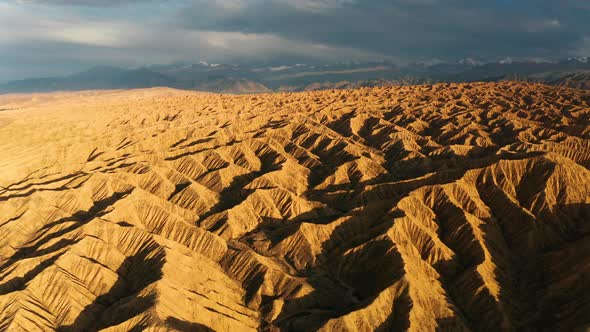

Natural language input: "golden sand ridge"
[0,82,589,331]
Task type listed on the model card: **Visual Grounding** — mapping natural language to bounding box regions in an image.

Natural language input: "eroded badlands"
[0,83,589,331]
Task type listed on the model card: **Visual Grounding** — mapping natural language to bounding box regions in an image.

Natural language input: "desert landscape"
[0,82,588,331]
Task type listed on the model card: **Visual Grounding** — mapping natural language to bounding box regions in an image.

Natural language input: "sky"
[1,0,589,81]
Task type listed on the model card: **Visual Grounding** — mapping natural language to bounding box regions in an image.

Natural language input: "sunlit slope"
[0,83,589,331]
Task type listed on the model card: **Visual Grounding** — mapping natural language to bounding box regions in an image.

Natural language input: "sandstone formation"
[0,82,589,331]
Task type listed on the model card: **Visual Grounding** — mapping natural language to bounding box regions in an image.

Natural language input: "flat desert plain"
[0,82,589,331]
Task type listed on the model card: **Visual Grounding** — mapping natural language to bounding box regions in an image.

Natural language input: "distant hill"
[1,58,589,94]
[303,77,434,91]
[196,78,270,94]
[547,72,590,90]
[0,66,176,93]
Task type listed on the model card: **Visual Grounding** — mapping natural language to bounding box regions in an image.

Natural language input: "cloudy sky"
[1,0,589,81]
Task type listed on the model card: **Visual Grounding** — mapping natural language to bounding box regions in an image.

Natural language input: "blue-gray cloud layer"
[1,0,589,81]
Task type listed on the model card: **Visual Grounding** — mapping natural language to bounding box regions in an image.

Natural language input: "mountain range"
[1,57,590,94]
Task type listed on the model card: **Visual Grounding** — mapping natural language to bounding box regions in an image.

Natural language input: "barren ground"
[0,83,589,331]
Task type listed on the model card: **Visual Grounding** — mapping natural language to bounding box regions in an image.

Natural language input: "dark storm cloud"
[0,0,589,81]
[15,0,157,5]
[179,0,588,60]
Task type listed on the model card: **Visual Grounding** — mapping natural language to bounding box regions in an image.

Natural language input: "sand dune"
[0,82,589,331]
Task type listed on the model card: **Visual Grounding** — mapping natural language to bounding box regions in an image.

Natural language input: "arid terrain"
[0,82,589,331]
